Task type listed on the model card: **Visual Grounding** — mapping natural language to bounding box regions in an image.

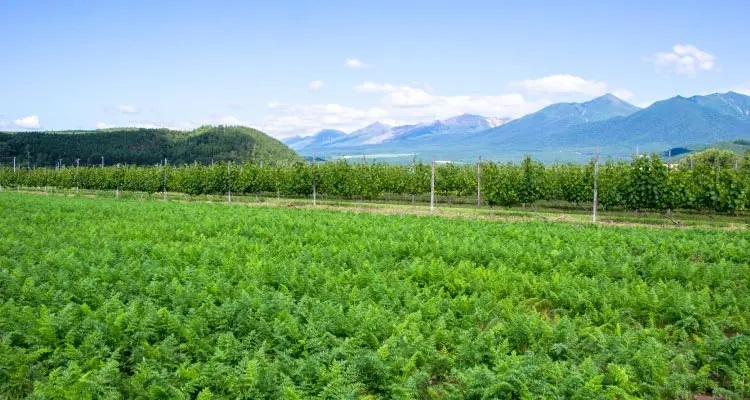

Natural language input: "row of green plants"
[1,150,749,213]
[1,193,748,398]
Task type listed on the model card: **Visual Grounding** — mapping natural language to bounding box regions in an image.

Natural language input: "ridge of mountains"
[285,91,750,162]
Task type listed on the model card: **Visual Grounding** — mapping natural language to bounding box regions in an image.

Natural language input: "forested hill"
[0,125,302,167]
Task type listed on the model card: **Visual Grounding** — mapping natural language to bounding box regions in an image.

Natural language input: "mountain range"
[284,91,750,162]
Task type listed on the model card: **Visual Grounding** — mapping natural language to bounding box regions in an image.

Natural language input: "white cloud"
[14,115,40,129]
[94,121,173,130]
[611,89,634,100]
[308,80,324,91]
[118,105,140,114]
[509,74,608,96]
[262,82,550,137]
[264,103,389,135]
[650,44,716,76]
[507,74,634,101]
[354,81,401,93]
[636,101,654,109]
[201,116,253,126]
[345,58,371,69]
[94,115,259,132]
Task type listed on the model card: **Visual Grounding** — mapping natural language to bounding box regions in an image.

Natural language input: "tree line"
[1,149,749,213]
[0,126,301,167]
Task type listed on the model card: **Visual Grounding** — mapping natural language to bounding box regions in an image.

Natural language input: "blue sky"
[1,0,749,137]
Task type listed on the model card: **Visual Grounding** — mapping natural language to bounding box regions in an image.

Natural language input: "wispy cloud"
[307,80,324,91]
[354,82,403,93]
[344,58,371,69]
[94,115,259,132]
[611,89,634,100]
[636,100,655,109]
[14,115,40,129]
[509,74,607,96]
[118,105,140,114]
[648,44,716,76]
[262,82,550,137]
[736,84,750,95]
[508,74,633,100]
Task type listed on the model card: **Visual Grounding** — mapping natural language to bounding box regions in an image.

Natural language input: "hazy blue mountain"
[328,122,396,147]
[283,135,308,147]
[474,94,641,147]
[287,91,750,163]
[444,114,510,128]
[284,129,347,151]
[391,114,510,143]
[289,114,509,152]
[687,91,750,119]
[557,95,750,149]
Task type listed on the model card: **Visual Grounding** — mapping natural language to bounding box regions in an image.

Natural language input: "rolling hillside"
[0,126,301,167]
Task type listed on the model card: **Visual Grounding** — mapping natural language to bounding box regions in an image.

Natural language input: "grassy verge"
[4,185,749,229]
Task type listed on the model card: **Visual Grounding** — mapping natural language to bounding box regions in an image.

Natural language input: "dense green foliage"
[670,139,750,160]
[2,152,749,213]
[0,126,301,167]
[1,193,749,398]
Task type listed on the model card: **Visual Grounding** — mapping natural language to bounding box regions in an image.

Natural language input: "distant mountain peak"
[686,91,750,119]
[444,113,483,122]
[485,116,511,128]
[315,129,347,137]
[362,121,390,130]
[592,93,620,101]
[442,114,509,128]
[286,91,750,159]
[586,93,637,107]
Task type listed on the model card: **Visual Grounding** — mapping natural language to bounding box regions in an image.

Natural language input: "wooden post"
[227,161,232,204]
[592,149,599,223]
[116,163,120,198]
[668,149,672,168]
[411,155,416,205]
[312,154,317,206]
[101,156,104,167]
[430,156,435,213]
[75,158,80,193]
[477,155,482,207]
[163,158,168,201]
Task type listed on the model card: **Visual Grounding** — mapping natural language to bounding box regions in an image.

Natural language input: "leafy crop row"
[1,193,748,398]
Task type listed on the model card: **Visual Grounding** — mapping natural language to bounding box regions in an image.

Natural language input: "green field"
[1,193,749,399]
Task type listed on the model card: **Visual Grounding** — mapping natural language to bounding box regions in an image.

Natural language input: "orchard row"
[1,153,749,213]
